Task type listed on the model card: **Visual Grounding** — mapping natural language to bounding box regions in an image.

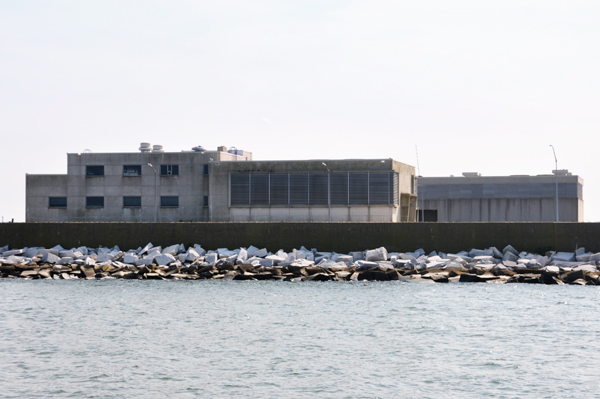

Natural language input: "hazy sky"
[1,1,599,222]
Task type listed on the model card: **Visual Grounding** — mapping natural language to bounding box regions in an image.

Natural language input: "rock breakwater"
[1,243,599,285]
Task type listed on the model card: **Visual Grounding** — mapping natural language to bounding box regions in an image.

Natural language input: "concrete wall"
[2,222,599,254]
[421,198,582,222]
[26,150,249,222]
[418,174,584,222]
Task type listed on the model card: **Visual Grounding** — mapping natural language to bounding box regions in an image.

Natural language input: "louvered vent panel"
[270,174,289,205]
[290,174,309,205]
[231,174,250,205]
[250,174,269,205]
[309,174,328,205]
[369,172,389,204]
[349,173,368,205]
[331,173,348,205]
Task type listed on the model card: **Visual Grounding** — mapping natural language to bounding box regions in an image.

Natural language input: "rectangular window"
[250,174,269,205]
[86,165,104,177]
[160,165,179,176]
[203,164,209,175]
[86,196,104,208]
[123,165,142,176]
[160,196,179,207]
[123,196,142,207]
[203,196,209,207]
[49,197,67,208]
[231,174,250,205]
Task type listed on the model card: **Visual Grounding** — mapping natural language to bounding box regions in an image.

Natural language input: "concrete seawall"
[1,222,599,253]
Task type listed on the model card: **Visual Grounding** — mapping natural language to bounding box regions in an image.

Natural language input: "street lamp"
[549,145,559,222]
[147,163,158,223]
[322,162,331,222]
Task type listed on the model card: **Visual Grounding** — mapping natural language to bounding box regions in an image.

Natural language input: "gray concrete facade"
[417,172,584,222]
[209,159,417,222]
[26,147,417,222]
[26,148,251,222]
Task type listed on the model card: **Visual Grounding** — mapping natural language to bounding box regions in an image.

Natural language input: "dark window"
[422,210,438,222]
[330,173,348,205]
[160,196,179,207]
[250,174,269,205]
[203,196,209,207]
[123,196,142,207]
[349,173,368,205]
[309,174,328,205]
[203,164,209,175]
[49,197,67,208]
[231,174,250,205]
[290,174,309,205]
[270,174,289,205]
[123,165,142,176]
[160,165,179,176]
[86,196,104,207]
[86,165,104,177]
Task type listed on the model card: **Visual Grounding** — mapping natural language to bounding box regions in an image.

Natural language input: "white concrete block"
[162,244,179,256]
[205,253,218,266]
[43,253,61,264]
[3,249,23,257]
[123,253,138,264]
[365,247,388,262]
[155,254,176,266]
[252,248,268,258]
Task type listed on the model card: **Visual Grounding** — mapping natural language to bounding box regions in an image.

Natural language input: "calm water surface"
[1,280,599,398]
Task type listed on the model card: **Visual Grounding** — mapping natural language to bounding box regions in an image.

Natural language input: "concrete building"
[417,171,584,222]
[26,144,417,222]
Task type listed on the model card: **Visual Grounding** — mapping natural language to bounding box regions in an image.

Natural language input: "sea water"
[1,280,599,398]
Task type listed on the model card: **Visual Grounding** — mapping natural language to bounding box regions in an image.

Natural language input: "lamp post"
[147,163,158,223]
[322,162,331,222]
[549,145,559,222]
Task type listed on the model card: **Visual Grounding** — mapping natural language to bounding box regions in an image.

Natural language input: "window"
[161,196,179,207]
[86,196,104,208]
[203,164,209,175]
[203,196,209,207]
[160,165,179,176]
[49,197,67,208]
[123,165,142,176]
[123,196,142,207]
[86,165,104,177]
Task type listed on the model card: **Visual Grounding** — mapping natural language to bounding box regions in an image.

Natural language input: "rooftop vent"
[139,142,152,152]
[227,146,243,156]
[152,144,164,153]
[217,146,227,152]
[553,169,571,176]
[192,145,205,152]
[462,172,481,177]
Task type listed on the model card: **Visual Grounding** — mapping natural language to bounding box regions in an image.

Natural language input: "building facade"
[417,171,584,222]
[26,145,417,222]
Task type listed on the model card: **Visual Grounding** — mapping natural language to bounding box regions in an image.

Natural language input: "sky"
[1,0,599,222]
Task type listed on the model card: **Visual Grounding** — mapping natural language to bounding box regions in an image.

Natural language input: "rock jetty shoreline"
[1,243,600,285]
